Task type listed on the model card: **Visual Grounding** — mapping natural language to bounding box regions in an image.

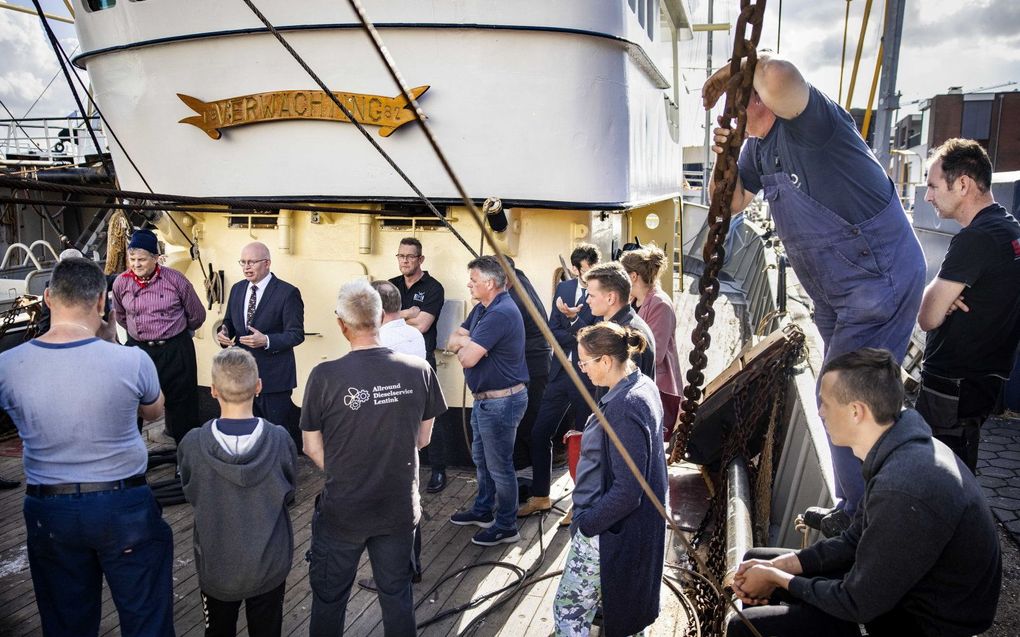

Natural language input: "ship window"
[85,0,116,11]
[377,203,451,230]
[227,211,279,229]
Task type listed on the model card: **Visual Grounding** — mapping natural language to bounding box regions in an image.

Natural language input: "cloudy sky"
[0,0,80,119]
[1,1,1018,141]
[680,0,1019,143]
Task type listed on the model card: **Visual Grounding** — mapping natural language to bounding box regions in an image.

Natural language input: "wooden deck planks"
[0,429,691,636]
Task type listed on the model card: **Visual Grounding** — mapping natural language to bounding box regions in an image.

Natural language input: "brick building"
[920,89,1020,172]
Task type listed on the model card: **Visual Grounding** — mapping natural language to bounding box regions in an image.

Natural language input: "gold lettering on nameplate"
[177,86,430,140]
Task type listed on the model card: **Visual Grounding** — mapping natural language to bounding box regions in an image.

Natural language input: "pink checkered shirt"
[112,266,207,341]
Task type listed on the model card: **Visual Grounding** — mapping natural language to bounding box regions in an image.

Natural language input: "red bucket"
[564,430,584,481]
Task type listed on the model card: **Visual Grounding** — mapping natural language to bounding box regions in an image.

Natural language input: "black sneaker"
[471,527,521,546]
[450,510,495,528]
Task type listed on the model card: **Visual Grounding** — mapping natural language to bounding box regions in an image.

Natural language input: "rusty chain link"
[672,0,767,463]
[0,296,44,344]
[683,324,804,635]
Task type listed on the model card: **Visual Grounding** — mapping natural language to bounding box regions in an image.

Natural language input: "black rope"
[31,6,211,283]
[30,0,114,180]
[342,3,765,634]
[239,0,478,259]
[0,175,484,218]
[0,95,45,153]
[49,36,209,278]
[0,194,390,216]
[20,45,79,120]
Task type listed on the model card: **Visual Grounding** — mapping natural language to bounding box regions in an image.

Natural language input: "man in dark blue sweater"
[728,348,1001,637]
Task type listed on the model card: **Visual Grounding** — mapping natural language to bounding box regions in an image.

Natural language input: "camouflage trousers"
[554,531,601,636]
[553,532,650,636]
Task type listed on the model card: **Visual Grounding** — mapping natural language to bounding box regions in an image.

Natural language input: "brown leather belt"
[26,475,148,497]
[473,383,526,401]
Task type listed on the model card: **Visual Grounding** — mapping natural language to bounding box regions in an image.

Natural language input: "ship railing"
[0,116,106,165]
[681,206,837,548]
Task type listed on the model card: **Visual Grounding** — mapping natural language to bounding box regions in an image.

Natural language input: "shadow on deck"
[0,428,690,636]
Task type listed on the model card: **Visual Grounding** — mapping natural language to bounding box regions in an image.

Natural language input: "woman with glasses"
[553,322,667,636]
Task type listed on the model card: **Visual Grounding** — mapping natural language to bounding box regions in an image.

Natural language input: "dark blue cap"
[128,228,159,254]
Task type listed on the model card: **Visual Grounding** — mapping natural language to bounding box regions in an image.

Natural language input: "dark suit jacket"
[222,274,305,393]
[548,278,597,380]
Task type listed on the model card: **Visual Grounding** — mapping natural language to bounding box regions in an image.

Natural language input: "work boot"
[517,496,552,517]
[426,470,447,494]
[803,506,851,538]
[559,508,573,528]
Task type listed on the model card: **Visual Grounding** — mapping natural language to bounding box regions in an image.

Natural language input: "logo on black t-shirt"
[413,291,426,303]
[344,387,371,410]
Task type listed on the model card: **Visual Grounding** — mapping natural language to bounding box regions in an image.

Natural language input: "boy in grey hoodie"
[179,348,298,637]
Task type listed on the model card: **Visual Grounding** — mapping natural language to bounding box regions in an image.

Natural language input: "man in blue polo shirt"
[447,255,529,546]
[0,257,174,637]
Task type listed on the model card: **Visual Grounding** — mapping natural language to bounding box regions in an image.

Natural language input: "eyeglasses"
[577,355,604,371]
[238,259,268,267]
[395,254,422,261]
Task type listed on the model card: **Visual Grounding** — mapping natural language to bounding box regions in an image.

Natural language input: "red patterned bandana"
[122,264,161,288]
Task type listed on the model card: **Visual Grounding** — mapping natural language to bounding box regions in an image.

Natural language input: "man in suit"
[217,242,305,451]
[517,244,600,519]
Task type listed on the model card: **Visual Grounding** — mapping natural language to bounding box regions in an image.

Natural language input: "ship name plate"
[178,86,429,139]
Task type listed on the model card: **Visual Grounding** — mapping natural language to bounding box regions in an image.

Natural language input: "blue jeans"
[470,391,528,531]
[308,508,416,637]
[23,485,175,637]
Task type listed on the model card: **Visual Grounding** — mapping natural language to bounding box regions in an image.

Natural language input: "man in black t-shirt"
[301,279,446,636]
[917,138,1020,471]
[504,258,551,471]
[389,237,450,493]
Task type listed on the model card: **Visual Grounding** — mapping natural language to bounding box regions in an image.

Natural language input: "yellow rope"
[103,210,128,275]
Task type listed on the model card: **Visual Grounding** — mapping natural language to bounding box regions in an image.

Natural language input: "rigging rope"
[30,3,212,285]
[0,96,45,154]
[333,0,770,634]
[238,0,478,259]
[30,0,114,181]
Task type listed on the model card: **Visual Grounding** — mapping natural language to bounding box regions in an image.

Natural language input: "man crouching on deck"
[727,348,1001,637]
[301,279,446,637]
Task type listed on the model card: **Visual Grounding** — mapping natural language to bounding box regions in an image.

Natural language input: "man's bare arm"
[707,159,755,214]
[457,341,488,368]
[447,327,470,353]
[417,418,435,450]
[407,310,436,334]
[753,55,810,120]
[139,391,165,422]
[918,278,968,331]
[303,430,326,470]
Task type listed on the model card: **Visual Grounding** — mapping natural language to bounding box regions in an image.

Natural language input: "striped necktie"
[246,284,258,326]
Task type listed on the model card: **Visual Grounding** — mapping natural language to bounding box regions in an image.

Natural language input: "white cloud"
[0,6,81,119]
[752,0,1019,108]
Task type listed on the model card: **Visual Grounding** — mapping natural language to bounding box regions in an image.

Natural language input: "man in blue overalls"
[704,53,925,533]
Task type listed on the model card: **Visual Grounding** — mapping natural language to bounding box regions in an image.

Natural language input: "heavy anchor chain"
[686,324,803,635]
[0,296,44,343]
[672,0,767,464]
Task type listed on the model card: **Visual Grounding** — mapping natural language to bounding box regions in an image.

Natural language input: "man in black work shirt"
[916,138,1020,471]
[389,237,449,492]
